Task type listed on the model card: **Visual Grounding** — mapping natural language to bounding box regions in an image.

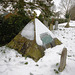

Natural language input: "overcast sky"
[53,0,61,6]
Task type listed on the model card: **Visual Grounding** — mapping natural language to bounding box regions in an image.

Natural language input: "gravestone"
[59,48,67,72]
[49,24,53,30]
[55,21,58,30]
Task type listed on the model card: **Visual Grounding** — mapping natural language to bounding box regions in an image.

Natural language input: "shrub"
[37,14,44,23]
[0,14,31,46]
[65,13,70,19]
[25,62,28,65]
[48,18,67,26]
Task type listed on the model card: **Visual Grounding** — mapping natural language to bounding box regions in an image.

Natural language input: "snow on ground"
[21,22,34,40]
[0,21,75,75]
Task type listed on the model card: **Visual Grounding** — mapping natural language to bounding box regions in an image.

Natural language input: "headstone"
[59,48,67,72]
[49,24,53,30]
[55,21,58,30]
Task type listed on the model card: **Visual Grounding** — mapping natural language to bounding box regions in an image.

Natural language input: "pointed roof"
[21,18,55,45]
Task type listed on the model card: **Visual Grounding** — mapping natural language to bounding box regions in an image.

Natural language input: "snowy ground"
[0,21,75,75]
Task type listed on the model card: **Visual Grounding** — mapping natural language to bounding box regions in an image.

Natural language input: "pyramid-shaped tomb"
[7,18,62,61]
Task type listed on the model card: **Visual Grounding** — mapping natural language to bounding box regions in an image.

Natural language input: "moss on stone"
[65,23,70,28]
[25,42,43,61]
[7,33,44,61]
[54,38,62,45]
[49,24,53,31]
[7,32,62,62]
[58,66,66,72]
[7,33,32,53]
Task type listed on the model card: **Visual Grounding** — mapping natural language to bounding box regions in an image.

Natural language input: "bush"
[37,14,44,23]
[65,13,70,19]
[48,18,67,26]
[0,14,31,46]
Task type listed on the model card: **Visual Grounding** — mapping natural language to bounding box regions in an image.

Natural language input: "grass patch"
[25,62,28,65]
[54,69,59,74]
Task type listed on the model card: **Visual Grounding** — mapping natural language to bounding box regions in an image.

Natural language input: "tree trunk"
[65,17,70,28]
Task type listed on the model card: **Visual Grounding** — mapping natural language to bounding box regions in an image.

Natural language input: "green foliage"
[0,0,3,2]
[17,9,26,16]
[35,64,39,66]
[65,13,70,19]
[37,14,44,23]
[34,0,54,23]
[56,63,59,66]
[1,0,54,26]
[58,19,67,23]
[49,18,67,26]
[54,69,59,74]
[14,0,25,10]
[0,14,31,46]
[25,62,28,65]
[54,38,62,45]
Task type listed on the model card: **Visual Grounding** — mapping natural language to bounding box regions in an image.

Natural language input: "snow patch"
[21,22,34,40]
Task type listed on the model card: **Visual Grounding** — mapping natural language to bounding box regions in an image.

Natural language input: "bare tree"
[59,0,75,27]
[59,0,75,15]
[54,11,61,18]
[69,5,75,20]
[51,4,56,12]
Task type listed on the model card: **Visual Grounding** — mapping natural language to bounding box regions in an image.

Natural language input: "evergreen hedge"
[0,14,31,46]
[49,18,67,26]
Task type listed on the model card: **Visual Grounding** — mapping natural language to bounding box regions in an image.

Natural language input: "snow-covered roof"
[21,18,55,45]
